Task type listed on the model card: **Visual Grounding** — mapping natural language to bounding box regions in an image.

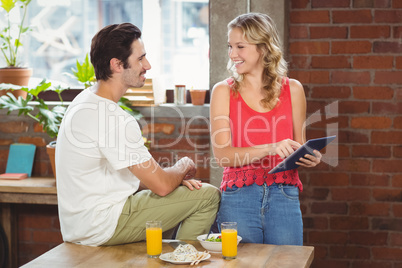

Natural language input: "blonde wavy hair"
[227,13,287,109]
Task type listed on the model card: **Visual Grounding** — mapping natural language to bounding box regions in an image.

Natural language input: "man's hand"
[174,157,196,178]
[182,179,202,190]
[129,157,199,196]
[174,157,200,190]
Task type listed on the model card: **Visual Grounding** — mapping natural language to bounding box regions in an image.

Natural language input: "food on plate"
[169,244,199,262]
[205,235,222,242]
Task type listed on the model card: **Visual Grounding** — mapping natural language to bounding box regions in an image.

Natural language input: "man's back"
[56,85,151,246]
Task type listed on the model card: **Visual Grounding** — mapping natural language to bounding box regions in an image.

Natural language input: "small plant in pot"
[0,0,34,98]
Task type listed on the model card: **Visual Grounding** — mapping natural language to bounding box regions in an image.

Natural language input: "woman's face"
[228,27,262,75]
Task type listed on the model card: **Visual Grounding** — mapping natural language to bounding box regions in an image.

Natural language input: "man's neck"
[94,79,127,103]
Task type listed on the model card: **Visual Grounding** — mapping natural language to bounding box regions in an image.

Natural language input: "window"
[0,0,209,99]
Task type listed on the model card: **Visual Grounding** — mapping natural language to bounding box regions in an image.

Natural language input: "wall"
[0,111,55,177]
[14,204,62,266]
[208,0,402,267]
[288,0,402,267]
[138,105,211,183]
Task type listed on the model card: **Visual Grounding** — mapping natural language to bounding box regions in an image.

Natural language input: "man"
[55,23,220,246]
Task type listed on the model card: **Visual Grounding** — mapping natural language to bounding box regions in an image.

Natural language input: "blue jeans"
[217,183,303,245]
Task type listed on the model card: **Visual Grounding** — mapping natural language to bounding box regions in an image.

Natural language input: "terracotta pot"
[190,90,207,106]
[0,67,33,99]
[46,141,56,179]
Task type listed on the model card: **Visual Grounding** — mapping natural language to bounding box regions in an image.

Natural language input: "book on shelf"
[0,173,28,180]
[5,143,36,177]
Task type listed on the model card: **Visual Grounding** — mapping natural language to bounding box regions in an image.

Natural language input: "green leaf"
[0,83,25,91]
[21,26,30,34]
[1,0,17,13]
[27,79,52,97]
[0,92,34,116]
[52,85,67,94]
[14,39,22,48]
[20,0,31,7]
[71,54,95,87]
[0,78,69,138]
[118,97,143,120]
[37,105,66,138]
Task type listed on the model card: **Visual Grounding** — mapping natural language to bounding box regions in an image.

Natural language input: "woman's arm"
[289,79,306,144]
[289,78,322,167]
[210,81,300,167]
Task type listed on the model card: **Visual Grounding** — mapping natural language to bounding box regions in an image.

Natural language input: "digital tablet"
[268,135,336,174]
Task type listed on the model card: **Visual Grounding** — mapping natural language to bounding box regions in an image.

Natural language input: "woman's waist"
[224,155,283,172]
[221,167,302,191]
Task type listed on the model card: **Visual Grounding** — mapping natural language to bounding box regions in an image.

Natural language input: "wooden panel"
[0,177,58,268]
[0,193,57,205]
[22,241,314,267]
[123,78,156,106]
[0,204,17,268]
[125,89,154,97]
[0,177,56,194]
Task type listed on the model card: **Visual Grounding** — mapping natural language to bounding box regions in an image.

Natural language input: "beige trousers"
[103,183,220,245]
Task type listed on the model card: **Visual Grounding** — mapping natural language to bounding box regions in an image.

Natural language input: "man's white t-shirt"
[56,84,152,246]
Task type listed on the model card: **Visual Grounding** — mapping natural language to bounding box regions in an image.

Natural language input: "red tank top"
[221,77,303,191]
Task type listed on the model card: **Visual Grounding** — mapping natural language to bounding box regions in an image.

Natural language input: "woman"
[210,13,321,245]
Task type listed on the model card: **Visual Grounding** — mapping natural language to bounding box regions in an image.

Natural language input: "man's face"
[122,38,151,88]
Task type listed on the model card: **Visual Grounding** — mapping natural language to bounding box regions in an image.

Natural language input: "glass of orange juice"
[221,222,238,260]
[146,221,162,258]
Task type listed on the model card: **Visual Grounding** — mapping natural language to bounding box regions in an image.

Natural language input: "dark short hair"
[90,23,142,81]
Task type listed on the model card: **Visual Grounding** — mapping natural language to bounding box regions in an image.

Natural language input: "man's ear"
[110,58,123,73]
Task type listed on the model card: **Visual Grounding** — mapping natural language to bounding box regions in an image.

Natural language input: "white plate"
[159,252,211,264]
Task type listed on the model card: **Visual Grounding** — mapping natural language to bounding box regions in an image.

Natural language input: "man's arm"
[128,157,197,196]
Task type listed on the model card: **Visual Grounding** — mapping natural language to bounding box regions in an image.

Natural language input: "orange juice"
[146,227,162,257]
[222,229,237,259]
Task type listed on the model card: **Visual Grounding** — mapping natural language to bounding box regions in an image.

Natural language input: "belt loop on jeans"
[277,183,293,188]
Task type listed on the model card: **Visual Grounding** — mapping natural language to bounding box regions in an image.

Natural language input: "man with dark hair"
[56,23,220,246]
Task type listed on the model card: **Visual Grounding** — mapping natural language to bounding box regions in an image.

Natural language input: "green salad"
[205,235,222,242]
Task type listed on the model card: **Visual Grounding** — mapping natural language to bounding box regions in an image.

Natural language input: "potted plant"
[0,80,67,176]
[189,88,207,106]
[0,80,66,138]
[0,0,33,98]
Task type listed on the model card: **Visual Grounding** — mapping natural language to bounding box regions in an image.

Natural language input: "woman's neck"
[240,73,264,93]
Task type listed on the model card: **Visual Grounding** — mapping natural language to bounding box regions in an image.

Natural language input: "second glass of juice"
[221,222,238,260]
[146,221,162,258]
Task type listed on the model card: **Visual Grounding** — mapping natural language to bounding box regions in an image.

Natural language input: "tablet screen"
[268,135,336,174]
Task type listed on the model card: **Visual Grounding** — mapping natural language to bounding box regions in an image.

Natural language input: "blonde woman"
[210,13,321,245]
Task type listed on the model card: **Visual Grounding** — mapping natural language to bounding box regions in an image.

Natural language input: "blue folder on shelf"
[5,143,36,177]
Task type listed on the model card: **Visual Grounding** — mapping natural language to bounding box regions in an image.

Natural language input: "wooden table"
[0,177,57,268]
[21,240,314,268]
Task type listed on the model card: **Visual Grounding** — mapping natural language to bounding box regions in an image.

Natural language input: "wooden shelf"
[123,78,155,106]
